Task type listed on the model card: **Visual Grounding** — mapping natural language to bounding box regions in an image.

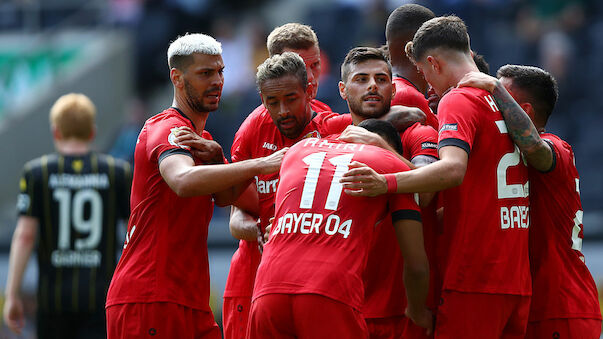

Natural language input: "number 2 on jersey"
[299,152,354,210]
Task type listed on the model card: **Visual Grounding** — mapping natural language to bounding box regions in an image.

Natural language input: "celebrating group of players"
[4,2,602,339]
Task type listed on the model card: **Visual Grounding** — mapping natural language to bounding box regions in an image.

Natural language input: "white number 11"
[299,152,354,210]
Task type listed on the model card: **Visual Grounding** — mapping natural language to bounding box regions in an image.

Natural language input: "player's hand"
[3,295,25,335]
[258,148,289,175]
[405,307,434,336]
[173,127,224,164]
[337,126,388,148]
[340,161,387,197]
[383,105,426,132]
[457,71,499,93]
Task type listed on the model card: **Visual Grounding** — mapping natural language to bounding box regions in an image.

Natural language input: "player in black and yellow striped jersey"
[3,93,131,339]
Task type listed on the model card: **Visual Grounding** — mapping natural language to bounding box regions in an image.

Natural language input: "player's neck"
[55,139,90,155]
[172,99,209,133]
[392,62,427,94]
[449,61,479,90]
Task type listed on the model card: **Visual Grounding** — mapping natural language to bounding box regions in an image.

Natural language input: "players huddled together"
[4,3,601,339]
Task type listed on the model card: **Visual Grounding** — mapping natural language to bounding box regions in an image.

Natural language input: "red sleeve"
[318,113,352,136]
[401,123,438,160]
[310,99,332,112]
[148,117,193,163]
[437,91,481,154]
[392,81,438,130]
[390,191,422,223]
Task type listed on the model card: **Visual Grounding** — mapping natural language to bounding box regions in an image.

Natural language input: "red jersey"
[528,133,601,321]
[253,138,421,310]
[393,76,438,130]
[437,87,530,295]
[362,122,440,318]
[224,100,346,298]
[106,107,216,311]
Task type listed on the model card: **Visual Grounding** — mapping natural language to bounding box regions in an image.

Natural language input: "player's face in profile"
[283,45,321,99]
[343,59,394,119]
[183,53,224,113]
[260,74,312,139]
[427,85,440,114]
[416,58,446,97]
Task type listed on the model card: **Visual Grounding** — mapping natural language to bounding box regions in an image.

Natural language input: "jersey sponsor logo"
[272,212,351,239]
[439,123,458,133]
[262,142,278,151]
[302,138,365,152]
[500,205,529,229]
[49,173,109,189]
[256,177,278,194]
[168,127,191,150]
[421,142,438,149]
[51,249,101,267]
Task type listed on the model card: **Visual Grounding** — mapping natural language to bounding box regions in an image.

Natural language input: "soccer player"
[386,4,438,130]
[458,65,602,339]
[104,33,285,339]
[222,23,344,339]
[341,16,531,338]
[248,121,432,338]
[3,93,131,339]
[337,46,439,339]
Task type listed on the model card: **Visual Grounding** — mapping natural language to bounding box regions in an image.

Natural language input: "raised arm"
[4,216,38,335]
[458,71,553,172]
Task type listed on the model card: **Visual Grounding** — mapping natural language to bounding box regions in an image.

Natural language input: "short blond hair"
[49,93,96,141]
[267,23,318,56]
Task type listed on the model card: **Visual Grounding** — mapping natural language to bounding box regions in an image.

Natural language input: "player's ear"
[89,126,96,141]
[305,82,314,100]
[170,68,184,88]
[426,55,439,73]
[51,125,62,140]
[338,81,347,100]
[520,102,536,120]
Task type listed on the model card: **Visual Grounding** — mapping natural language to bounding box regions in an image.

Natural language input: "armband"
[384,174,398,194]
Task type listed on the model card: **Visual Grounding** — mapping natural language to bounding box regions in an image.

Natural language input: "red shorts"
[106,302,221,339]
[365,316,405,339]
[222,296,251,339]
[525,318,602,339]
[248,293,368,339]
[435,291,530,339]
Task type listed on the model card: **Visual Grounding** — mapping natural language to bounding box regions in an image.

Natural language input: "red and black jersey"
[437,87,530,296]
[528,133,601,321]
[393,76,438,130]
[106,107,218,312]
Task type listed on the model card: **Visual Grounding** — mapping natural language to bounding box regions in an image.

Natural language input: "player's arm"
[411,155,438,208]
[159,148,286,198]
[341,145,467,197]
[228,182,262,241]
[172,127,225,164]
[393,217,432,334]
[337,125,415,169]
[458,71,553,172]
[3,216,38,335]
[381,105,426,133]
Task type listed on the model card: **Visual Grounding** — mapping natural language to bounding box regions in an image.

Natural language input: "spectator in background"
[3,93,132,339]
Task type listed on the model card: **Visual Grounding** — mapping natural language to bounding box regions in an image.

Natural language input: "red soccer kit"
[436,87,531,334]
[393,76,438,130]
[223,100,346,338]
[106,108,220,335]
[251,137,421,335]
[526,134,601,328]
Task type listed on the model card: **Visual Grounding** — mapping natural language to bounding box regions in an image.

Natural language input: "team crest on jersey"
[301,130,321,139]
[72,160,84,173]
[168,127,191,150]
[421,142,437,149]
[439,123,458,134]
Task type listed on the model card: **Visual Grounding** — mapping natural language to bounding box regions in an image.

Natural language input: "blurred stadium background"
[0,0,602,337]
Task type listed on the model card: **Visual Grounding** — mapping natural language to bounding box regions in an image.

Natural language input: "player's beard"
[184,80,220,113]
[348,93,391,120]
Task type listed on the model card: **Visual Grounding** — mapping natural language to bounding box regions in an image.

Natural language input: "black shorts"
[37,309,106,339]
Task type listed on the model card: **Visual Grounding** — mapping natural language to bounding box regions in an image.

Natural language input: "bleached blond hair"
[167,33,222,69]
